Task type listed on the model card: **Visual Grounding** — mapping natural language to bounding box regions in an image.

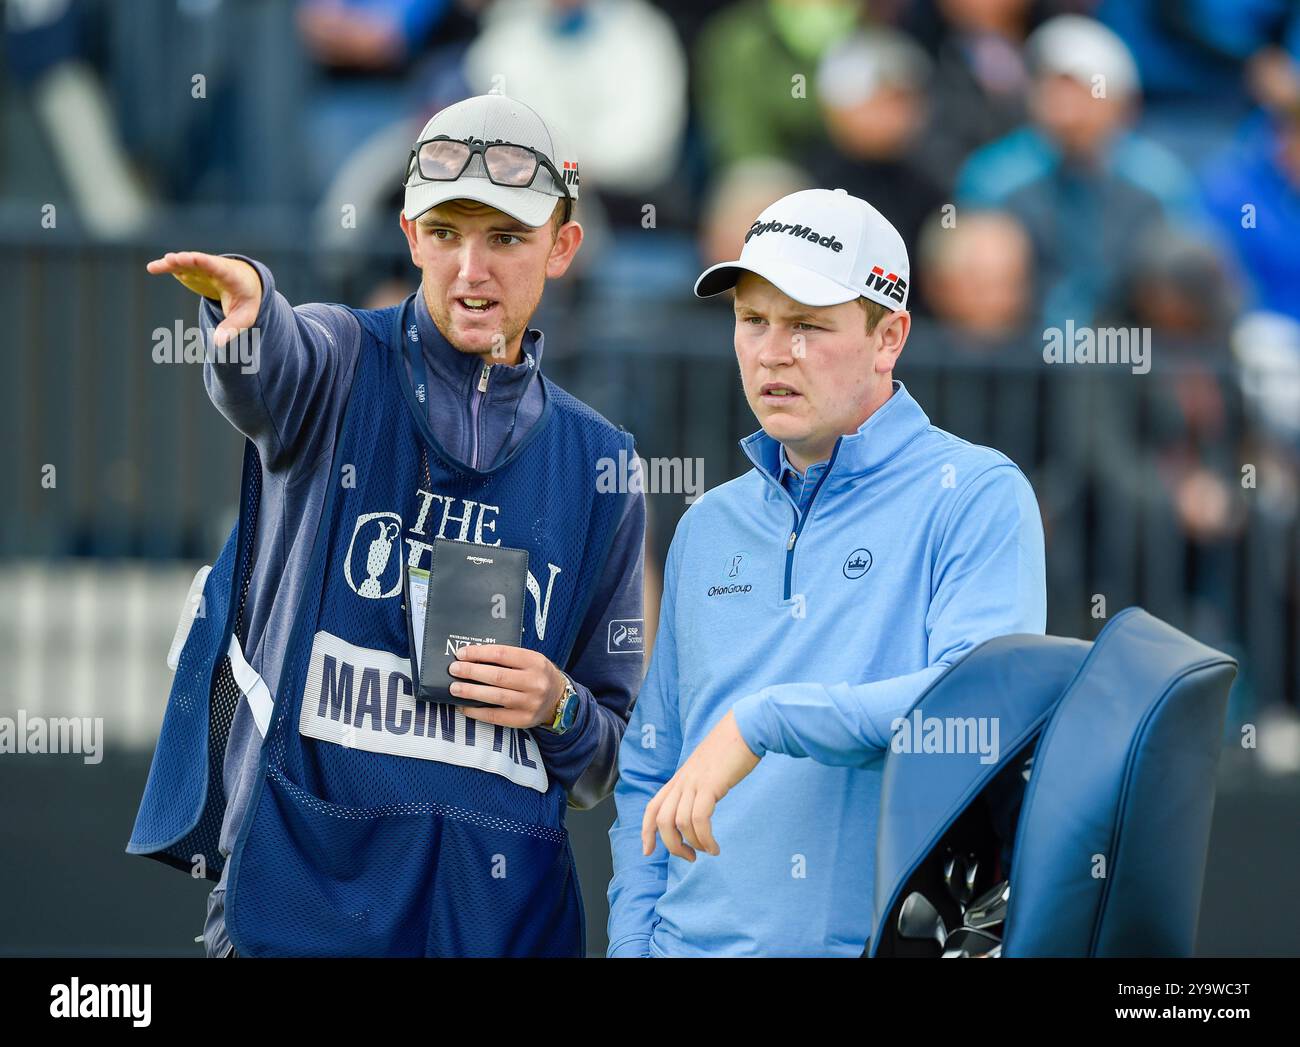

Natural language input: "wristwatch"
[544,676,580,735]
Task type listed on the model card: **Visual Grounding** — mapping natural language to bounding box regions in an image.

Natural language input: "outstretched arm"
[145,251,361,477]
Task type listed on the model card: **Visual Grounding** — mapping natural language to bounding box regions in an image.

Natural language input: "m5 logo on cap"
[746,219,844,252]
[866,265,907,304]
[562,160,580,188]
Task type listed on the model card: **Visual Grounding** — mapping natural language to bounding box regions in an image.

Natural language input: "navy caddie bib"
[127,293,633,957]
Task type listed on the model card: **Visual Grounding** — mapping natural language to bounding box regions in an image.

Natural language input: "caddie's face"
[733,272,897,466]
[399,199,579,359]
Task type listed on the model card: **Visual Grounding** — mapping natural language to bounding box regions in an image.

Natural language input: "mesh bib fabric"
[126,443,262,879]
[227,300,629,956]
[130,296,632,957]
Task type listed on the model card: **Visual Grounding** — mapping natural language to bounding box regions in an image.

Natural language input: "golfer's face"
[733,272,878,458]
[408,203,552,357]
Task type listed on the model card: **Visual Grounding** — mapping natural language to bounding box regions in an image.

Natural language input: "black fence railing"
[1,235,1295,716]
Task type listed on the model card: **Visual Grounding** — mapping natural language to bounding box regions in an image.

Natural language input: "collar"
[740,380,930,491]
[413,290,545,400]
[777,444,827,486]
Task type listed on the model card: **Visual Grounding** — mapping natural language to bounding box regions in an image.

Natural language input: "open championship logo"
[345,512,404,599]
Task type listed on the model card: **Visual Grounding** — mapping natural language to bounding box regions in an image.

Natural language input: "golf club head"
[943,849,968,913]
[941,926,1002,958]
[898,891,948,947]
[965,879,1010,931]
[961,855,978,906]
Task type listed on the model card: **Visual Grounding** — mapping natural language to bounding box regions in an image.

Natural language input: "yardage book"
[406,538,528,707]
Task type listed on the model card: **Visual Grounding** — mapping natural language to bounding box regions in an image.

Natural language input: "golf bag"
[867,607,1236,958]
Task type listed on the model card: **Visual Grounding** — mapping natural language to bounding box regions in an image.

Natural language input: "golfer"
[136,95,646,957]
[606,188,1046,957]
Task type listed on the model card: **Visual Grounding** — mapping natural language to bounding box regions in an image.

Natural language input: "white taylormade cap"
[403,94,579,228]
[694,188,910,309]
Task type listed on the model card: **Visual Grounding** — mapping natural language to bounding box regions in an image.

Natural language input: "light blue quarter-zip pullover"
[607,381,1046,957]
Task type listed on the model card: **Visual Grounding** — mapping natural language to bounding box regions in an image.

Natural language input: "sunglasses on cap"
[405,136,574,225]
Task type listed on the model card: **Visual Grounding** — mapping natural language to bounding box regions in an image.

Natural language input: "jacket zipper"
[782,443,841,601]
[469,362,490,469]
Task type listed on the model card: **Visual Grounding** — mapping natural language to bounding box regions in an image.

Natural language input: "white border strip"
[227,634,274,738]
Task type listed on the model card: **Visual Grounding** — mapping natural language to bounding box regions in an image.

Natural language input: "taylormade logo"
[50,979,151,1027]
[746,219,844,252]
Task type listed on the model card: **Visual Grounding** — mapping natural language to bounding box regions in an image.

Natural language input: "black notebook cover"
[413,538,528,706]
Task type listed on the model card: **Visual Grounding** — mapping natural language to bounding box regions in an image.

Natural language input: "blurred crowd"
[5,0,1300,678]
[3,2,1296,307]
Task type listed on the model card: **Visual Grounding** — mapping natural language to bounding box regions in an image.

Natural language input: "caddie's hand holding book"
[406,537,528,707]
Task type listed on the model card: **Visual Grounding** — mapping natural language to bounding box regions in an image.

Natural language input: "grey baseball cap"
[403,94,579,228]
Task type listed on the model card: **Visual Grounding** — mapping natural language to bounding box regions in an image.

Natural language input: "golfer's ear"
[545,221,583,279]
[399,213,422,267]
[875,310,911,373]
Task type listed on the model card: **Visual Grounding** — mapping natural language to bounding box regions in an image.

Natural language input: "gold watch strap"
[549,677,576,731]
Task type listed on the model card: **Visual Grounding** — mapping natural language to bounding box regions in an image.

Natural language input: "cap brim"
[404,176,563,228]
[693,259,859,307]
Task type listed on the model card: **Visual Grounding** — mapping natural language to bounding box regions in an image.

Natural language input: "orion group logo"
[708,551,753,597]
[725,551,749,578]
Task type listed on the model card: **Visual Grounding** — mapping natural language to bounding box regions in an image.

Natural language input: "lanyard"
[400,293,429,406]
[399,292,535,473]
[399,293,433,485]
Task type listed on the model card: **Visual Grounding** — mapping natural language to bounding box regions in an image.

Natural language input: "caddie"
[607,188,1046,956]
[128,94,646,957]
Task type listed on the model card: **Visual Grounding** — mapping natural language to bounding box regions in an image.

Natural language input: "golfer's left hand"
[641,710,761,861]
[449,645,567,729]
